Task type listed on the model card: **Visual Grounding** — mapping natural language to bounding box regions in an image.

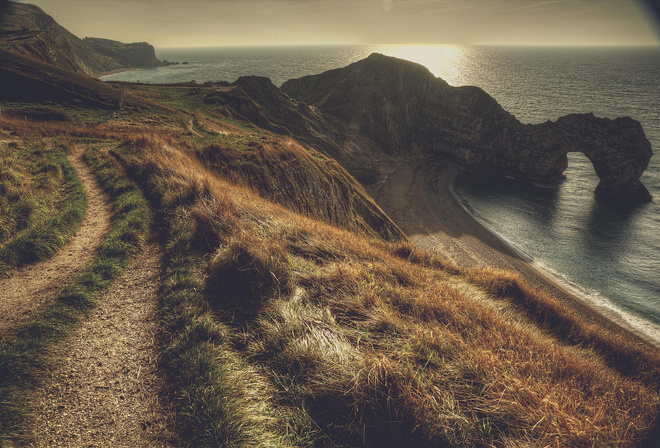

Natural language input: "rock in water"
[282,53,653,201]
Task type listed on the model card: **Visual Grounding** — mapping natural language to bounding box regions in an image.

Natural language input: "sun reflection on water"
[375,44,468,85]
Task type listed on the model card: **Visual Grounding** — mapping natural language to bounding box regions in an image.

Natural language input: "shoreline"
[369,159,660,348]
[92,67,140,80]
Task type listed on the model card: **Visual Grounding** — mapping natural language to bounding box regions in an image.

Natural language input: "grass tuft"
[206,234,291,317]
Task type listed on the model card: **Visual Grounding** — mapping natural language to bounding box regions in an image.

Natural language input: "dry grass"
[111,133,660,447]
[2,81,657,445]
[196,136,404,241]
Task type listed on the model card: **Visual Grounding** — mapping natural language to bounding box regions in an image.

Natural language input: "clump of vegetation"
[206,234,291,317]
[0,136,86,274]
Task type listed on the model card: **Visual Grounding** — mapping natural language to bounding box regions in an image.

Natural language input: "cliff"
[83,37,163,69]
[282,53,653,201]
[0,2,165,75]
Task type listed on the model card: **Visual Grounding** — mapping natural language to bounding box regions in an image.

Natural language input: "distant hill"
[0,1,165,75]
[83,37,163,70]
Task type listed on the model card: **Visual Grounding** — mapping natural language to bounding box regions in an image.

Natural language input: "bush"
[206,235,290,316]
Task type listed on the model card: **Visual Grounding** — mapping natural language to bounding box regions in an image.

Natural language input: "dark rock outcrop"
[282,53,653,201]
[0,2,166,75]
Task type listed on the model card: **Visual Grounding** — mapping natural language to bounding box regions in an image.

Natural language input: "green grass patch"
[0,138,87,275]
[158,210,296,448]
[0,100,114,127]
[139,85,216,111]
[0,145,151,441]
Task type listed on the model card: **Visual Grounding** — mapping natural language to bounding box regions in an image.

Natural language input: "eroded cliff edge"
[281,53,653,201]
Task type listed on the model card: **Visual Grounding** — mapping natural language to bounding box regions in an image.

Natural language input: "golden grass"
[2,95,658,445]
[111,133,660,447]
[196,136,404,241]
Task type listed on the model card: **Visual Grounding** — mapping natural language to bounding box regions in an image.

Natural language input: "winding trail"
[28,243,180,447]
[0,145,113,336]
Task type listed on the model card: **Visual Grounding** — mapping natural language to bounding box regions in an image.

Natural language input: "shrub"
[206,234,290,316]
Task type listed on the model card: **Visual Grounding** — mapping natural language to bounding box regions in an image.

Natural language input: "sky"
[13,0,660,47]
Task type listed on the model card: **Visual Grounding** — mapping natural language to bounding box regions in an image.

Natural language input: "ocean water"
[104,45,660,341]
[447,47,660,340]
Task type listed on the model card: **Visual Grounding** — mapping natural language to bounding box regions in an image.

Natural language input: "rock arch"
[280,54,654,201]
[520,114,653,201]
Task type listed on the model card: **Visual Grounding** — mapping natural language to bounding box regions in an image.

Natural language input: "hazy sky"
[15,0,660,47]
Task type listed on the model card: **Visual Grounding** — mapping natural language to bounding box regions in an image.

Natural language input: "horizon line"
[154,42,660,49]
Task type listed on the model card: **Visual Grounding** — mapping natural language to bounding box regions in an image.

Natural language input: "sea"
[103,45,660,343]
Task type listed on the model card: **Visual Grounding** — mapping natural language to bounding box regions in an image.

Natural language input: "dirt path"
[28,243,180,447]
[194,111,246,135]
[0,145,113,336]
[186,117,203,138]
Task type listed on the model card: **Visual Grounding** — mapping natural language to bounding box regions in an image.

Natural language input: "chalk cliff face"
[0,2,165,75]
[282,54,653,201]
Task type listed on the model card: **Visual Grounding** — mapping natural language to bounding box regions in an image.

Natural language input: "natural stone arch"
[543,114,652,200]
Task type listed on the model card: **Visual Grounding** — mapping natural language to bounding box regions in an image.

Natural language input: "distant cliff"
[0,2,166,75]
[282,54,653,201]
[82,37,162,69]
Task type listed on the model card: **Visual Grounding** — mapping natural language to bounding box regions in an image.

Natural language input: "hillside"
[0,1,166,75]
[0,4,658,443]
[0,47,659,446]
[0,47,120,106]
[83,37,163,69]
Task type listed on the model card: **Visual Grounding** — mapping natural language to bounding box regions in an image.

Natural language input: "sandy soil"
[0,145,113,336]
[93,68,138,80]
[369,159,660,348]
[28,243,180,448]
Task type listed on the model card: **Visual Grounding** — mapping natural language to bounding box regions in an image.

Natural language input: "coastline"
[368,159,660,348]
[92,67,139,80]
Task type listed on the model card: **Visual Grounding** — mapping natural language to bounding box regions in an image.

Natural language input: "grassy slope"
[113,132,659,447]
[0,82,658,447]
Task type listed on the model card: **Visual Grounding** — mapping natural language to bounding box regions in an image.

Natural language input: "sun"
[377,44,465,84]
